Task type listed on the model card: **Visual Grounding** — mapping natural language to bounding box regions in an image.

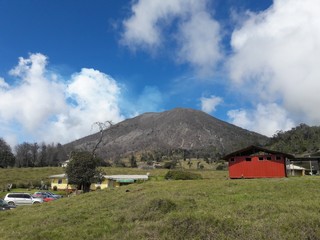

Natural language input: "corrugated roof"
[286,164,306,170]
[222,145,295,160]
[48,174,149,181]
[104,175,149,180]
[48,174,66,179]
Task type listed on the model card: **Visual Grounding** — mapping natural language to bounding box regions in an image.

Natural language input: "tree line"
[0,138,68,168]
[267,124,320,154]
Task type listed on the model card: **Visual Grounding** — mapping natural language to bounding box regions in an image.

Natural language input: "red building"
[223,145,294,179]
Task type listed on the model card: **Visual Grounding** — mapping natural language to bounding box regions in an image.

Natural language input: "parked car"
[0,198,15,210]
[4,193,43,206]
[45,191,63,199]
[32,192,55,202]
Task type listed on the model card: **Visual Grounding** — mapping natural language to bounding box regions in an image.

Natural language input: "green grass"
[0,167,64,194]
[0,168,319,239]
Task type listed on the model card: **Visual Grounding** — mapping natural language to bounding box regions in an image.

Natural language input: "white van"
[4,193,43,206]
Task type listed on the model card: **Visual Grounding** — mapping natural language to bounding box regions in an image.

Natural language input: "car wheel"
[33,201,40,204]
[8,202,15,207]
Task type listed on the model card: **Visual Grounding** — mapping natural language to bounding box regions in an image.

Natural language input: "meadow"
[0,167,319,240]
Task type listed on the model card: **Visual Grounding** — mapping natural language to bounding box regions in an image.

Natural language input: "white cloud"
[200,95,222,114]
[0,77,9,89]
[0,53,67,131]
[228,0,320,125]
[177,11,222,76]
[121,0,222,76]
[0,53,124,146]
[228,103,295,137]
[44,68,124,143]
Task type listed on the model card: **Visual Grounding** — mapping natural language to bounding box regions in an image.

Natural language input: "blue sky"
[0,0,320,147]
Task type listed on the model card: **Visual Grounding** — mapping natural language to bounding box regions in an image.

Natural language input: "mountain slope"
[267,123,320,155]
[64,108,268,159]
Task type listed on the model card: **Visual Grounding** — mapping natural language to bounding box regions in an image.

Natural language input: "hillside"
[0,169,319,240]
[64,108,268,159]
[267,124,320,156]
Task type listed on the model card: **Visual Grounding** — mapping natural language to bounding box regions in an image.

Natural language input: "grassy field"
[0,168,319,239]
[0,167,64,191]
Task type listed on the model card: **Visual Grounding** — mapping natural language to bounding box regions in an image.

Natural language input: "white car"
[4,193,43,206]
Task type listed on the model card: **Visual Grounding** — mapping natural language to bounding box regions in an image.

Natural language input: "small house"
[49,173,149,191]
[286,164,306,176]
[223,145,294,179]
[48,174,76,191]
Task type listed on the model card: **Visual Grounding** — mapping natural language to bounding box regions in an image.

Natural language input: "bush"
[139,198,177,220]
[16,182,27,188]
[164,170,202,180]
[147,198,177,213]
[164,161,177,169]
[53,186,58,191]
[216,164,226,171]
[101,160,112,167]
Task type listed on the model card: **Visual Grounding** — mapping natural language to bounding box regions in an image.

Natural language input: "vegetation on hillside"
[267,124,320,155]
[0,139,68,168]
[164,170,202,180]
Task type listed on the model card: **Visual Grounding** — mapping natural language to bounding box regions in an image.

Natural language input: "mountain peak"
[65,108,268,159]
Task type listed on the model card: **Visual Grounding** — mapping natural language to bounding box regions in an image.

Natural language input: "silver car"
[4,193,43,206]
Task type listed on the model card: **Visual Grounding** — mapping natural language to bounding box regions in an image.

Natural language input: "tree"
[30,142,39,167]
[91,121,112,157]
[15,142,32,167]
[65,151,103,192]
[129,154,137,168]
[37,142,48,167]
[65,121,111,192]
[0,138,15,168]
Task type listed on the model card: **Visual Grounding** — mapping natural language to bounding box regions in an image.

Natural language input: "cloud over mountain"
[0,53,124,146]
[228,0,320,136]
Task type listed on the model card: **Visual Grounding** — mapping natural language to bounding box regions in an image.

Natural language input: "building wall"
[228,155,286,178]
[51,178,76,190]
[90,179,114,190]
[51,178,119,191]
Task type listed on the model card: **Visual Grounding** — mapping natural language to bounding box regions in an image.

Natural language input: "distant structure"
[223,145,294,179]
[60,160,70,168]
[286,163,306,176]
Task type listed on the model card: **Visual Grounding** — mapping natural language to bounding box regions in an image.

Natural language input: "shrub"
[216,163,226,171]
[16,182,27,188]
[164,170,202,180]
[53,186,58,191]
[101,160,112,167]
[139,198,177,220]
[147,198,177,213]
[164,161,177,169]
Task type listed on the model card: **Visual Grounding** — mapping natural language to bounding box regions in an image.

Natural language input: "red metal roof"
[222,145,294,160]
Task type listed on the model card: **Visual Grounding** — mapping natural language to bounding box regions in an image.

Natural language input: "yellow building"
[49,174,149,191]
